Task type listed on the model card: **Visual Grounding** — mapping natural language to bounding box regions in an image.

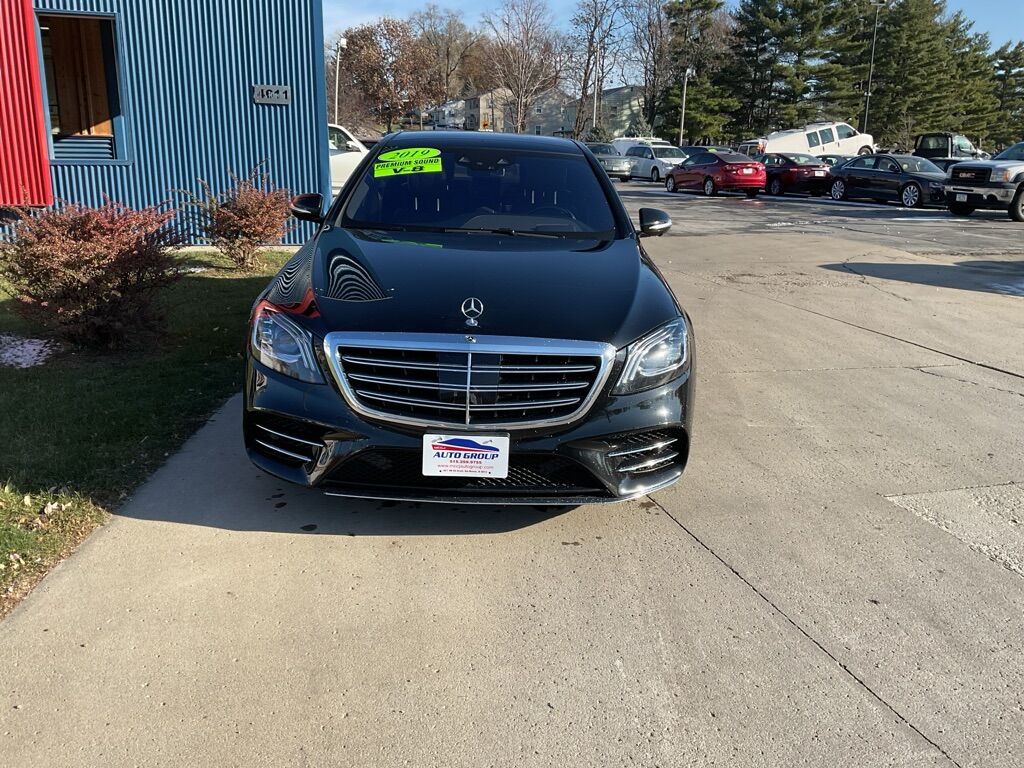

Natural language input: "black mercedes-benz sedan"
[244,131,694,505]
[828,153,946,208]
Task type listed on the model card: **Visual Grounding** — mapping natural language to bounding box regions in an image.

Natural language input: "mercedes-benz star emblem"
[461,297,484,327]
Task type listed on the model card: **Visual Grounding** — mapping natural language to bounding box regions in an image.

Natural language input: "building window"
[535,106,543,114]
[534,125,542,135]
[38,14,121,161]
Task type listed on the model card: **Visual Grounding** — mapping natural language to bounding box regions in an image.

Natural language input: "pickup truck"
[943,141,1024,221]
[914,132,989,161]
[327,124,369,193]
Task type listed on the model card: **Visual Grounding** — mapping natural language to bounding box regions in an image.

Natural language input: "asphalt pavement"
[2,185,1022,767]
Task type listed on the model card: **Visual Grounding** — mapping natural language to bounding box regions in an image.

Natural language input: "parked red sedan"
[762,152,831,196]
[665,151,766,197]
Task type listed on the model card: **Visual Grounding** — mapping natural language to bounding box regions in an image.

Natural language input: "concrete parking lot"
[2,185,1022,766]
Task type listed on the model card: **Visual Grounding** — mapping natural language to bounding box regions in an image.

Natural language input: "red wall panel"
[0,0,53,206]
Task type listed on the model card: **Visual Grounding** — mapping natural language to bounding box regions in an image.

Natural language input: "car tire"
[651,168,660,183]
[745,189,759,199]
[830,179,847,200]
[858,146,873,155]
[769,177,783,196]
[666,176,676,193]
[948,202,975,217]
[703,177,717,197]
[1009,188,1024,222]
[900,182,923,208]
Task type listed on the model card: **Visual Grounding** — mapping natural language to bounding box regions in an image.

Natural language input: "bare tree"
[340,18,433,131]
[620,0,673,127]
[410,5,482,107]
[566,0,624,138]
[484,0,563,133]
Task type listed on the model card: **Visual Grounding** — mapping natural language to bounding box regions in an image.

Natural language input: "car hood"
[951,159,1024,171]
[293,228,679,349]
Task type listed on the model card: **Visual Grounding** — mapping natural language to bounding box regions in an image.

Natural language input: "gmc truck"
[944,141,1024,221]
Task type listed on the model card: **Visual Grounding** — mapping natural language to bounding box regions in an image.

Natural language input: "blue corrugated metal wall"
[33,0,329,243]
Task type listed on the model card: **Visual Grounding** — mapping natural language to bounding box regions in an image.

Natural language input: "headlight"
[251,301,324,383]
[612,317,689,395]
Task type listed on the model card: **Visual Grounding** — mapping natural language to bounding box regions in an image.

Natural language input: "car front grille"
[323,333,616,429]
[951,167,990,183]
[325,449,610,498]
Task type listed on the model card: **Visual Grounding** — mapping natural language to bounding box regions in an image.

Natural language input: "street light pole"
[679,67,694,145]
[863,2,884,134]
[333,37,347,125]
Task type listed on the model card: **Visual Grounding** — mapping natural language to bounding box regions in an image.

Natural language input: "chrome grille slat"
[325,332,616,430]
[607,437,678,458]
[349,373,468,392]
[618,451,679,473]
[469,397,581,411]
[254,439,314,463]
[254,423,324,448]
[357,391,467,411]
[341,355,468,373]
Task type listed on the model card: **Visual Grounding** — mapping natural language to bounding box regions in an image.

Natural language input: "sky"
[322,0,1024,50]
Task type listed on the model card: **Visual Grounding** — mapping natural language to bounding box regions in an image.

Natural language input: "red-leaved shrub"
[184,168,292,271]
[0,201,182,348]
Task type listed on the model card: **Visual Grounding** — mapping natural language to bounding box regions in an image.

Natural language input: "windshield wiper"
[451,227,566,238]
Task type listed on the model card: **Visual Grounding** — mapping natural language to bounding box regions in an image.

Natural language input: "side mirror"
[345,140,361,152]
[290,193,324,223]
[638,208,671,237]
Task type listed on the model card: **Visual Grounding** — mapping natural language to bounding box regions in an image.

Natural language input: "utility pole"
[678,67,694,145]
[333,36,347,125]
[592,42,602,133]
[863,1,885,134]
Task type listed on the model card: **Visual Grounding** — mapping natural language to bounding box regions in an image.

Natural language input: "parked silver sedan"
[586,143,633,182]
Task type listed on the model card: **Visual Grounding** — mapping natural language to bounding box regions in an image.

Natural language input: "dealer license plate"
[423,434,510,478]
[742,167,752,174]
[814,170,825,176]
[956,193,967,202]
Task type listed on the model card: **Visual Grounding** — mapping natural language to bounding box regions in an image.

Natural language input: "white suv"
[740,122,875,158]
[623,143,688,182]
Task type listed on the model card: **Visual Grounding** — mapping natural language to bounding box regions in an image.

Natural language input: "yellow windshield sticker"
[374,147,442,177]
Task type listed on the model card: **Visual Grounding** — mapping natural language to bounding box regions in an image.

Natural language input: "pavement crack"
[840,255,913,302]
[916,368,1024,400]
[649,497,965,768]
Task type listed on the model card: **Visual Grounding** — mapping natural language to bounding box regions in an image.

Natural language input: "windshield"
[587,143,617,155]
[896,156,942,173]
[785,153,823,165]
[994,142,1024,161]
[341,145,617,237]
[653,147,685,159]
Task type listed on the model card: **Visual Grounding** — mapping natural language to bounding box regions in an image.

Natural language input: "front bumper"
[944,181,1018,210]
[244,357,694,505]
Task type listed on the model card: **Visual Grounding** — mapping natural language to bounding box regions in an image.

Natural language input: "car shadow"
[820,259,1024,297]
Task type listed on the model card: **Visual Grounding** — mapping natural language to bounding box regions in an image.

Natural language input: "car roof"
[378,130,584,155]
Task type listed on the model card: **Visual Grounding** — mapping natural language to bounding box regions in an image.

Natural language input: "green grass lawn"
[0,251,287,615]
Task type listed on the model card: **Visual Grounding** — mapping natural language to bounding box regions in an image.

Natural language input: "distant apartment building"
[464,89,511,132]
[565,85,656,138]
[521,89,574,136]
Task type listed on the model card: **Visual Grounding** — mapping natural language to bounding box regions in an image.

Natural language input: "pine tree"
[945,13,1000,149]
[992,41,1024,148]
[869,0,953,148]
[817,0,878,130]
